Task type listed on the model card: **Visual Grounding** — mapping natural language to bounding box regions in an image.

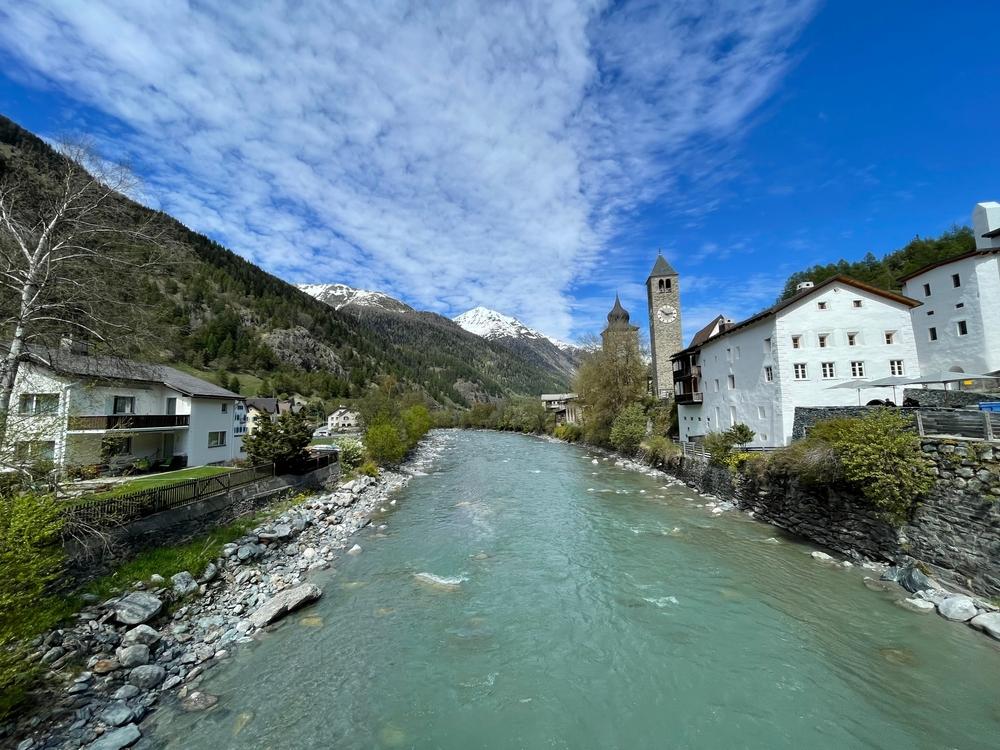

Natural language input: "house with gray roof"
[4,342,245,472]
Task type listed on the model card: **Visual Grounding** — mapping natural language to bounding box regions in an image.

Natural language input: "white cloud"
[0,0,817,339]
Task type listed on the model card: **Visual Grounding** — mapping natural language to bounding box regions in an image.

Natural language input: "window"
[764,366,774,382]
[791,335,802,349]
[727,374,735,390]
[847,332,858,346]
[793,363,807,380]
[817,301,828,310]
[657,278,671,292]
[208,431,227,448]
[713,379,720,392]
[957,320,968,336]
[884,331,895,345]
[922,283,931,297]
[955,302,964,309]
[852,299,863,308]
[18,393,59,415]
[927,310,935,316]
[821,362,836,379]
[113,396,135,414]
[757,405,766,419]
[952,273,961,288]
[726,348,732,362]
[729,406,736,426]
[735,346,741,360]
[890,359,905,376]
[928,327,938,341]
[15,440,55,462]
[851,361,865,377]
[818,334,829,348]
[221,403,228,413]
[763,338,772,353]
[101,436,132,456]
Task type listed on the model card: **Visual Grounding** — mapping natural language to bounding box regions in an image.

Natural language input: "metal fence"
[68,463,276,526]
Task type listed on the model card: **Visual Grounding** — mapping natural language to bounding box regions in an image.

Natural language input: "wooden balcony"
[67,414,190,431]
[675,392,704,405]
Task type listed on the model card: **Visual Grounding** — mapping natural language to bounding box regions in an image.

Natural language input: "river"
[149,430,1000,749]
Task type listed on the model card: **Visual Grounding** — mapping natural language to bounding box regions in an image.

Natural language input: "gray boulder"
[113,593,163,625]
[127,664,166,689]
[112,685,140,701]
[881,563,935,594]
[115,644,150,668]
[199,562,218,583]
[898,598,935,613]
[937,596,978,622]
[86,723,140,749]
[171,571,199,597]
[248,583,323,628]
[236,544,262,563]
[99,701,134,727]
[968,612,1000,640]
[121,624,160,647]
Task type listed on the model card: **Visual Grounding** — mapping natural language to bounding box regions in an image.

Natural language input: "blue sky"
[1,1,998,345]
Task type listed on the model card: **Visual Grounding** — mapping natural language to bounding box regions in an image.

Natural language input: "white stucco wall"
[678,281,919,448]
[187,398,241,466]
[901,254,1000,375]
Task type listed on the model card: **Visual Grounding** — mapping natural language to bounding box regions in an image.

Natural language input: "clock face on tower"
[657,305,677,324]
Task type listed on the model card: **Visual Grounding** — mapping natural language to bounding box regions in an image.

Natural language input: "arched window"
[658,279,665,292]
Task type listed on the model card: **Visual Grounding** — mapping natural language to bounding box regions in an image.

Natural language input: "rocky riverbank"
[5,448,431,750]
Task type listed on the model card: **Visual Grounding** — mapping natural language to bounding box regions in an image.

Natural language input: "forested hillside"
[779,227,976,300]
[0,115,569,407]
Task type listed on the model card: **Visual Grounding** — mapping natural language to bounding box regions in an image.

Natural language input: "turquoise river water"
[150,430,1000,749]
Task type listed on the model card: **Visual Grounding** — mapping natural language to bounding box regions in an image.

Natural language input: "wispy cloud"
[0,0,818,339]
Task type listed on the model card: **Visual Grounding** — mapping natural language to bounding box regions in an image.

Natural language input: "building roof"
[688,314,728,348]
[647,253,677,279]
[606,294,632,326]
[984,227,1000,239]
[246,397,279,414]
[540,393,578,401]
[22,345,241,399]
[897,247,1000,282]
[670,275,921,359]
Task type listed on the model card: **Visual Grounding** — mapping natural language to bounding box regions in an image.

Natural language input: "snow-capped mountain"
[297,283,413,314]
[454,307,582,379]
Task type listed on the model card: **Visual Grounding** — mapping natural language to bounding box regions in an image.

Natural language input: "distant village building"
[5,343,245,472]
[327,407,361,432]
[645,253,683,399]
[899,201,1000,378]
[601,294,640,354]
[540,393,581,425]
[245,397,299,435]
[672,276,921,448]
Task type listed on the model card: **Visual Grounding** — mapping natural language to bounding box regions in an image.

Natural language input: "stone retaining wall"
[904,388,998,409]
[666,437,1000,597]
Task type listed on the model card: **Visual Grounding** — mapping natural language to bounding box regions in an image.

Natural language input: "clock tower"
[646,253,682,399]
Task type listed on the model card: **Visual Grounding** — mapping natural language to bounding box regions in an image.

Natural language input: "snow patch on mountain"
[454,306,576,350]
[297,283,412,313]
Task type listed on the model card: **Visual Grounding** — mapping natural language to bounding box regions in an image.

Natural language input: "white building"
[327,407,360,432]
[540,393,582,425]
[672,276,921,447]
[5,345,244,472]
[899,201,1000,377]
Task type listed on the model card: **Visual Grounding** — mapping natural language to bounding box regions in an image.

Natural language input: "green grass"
[310,437,339,445]
[83,465,234,500]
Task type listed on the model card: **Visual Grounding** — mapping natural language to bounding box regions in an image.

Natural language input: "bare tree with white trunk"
[0,139,172,446]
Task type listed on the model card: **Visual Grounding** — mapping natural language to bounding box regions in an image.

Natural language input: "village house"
[899,201,1000,378]
[4,342,244,472]
[672,276,921,448]
[326,406,361,432]
[244,397,300,435]
[540,393,582,425]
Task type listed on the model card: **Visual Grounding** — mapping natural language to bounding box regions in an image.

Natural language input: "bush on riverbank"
[609,405,647,456]
[0,492,67,720]
[639,435,680,468]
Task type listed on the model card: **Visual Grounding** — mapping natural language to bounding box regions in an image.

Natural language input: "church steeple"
[647,252,677,280]
[607,294,631,326]
[646,251,682,400]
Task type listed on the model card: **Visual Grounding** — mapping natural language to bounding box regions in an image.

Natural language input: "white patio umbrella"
[862,375,913,403]
[824,379,876,405]
[905,371,999,388]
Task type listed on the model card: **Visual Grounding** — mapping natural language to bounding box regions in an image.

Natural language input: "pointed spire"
[648,252,677,280]
[607,293,630,325]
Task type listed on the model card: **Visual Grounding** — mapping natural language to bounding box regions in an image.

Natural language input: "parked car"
[313,427,332,438]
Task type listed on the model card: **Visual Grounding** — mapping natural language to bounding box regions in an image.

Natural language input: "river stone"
[93,658,121,674]
[128,664,166,689]
[86,723,140,749]
[181,691,219,711]
[237,544,261,563]
[113,593,163,625]
[121,624,160,647]
[199,562,218,583]
[899,598,935,613]
[347,544,362,555]
[100,701,134,727]
[810,551,834,563]
[41,646,65,664]
[116,644,150,668]
[112,685,140,701]
[172,571,199,597]
[937,596,978,622]
[968,612,1000,640]
[248,583,323,628]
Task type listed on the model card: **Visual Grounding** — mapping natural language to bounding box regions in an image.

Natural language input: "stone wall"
[904,388,999,409]
[790,406,894,440]
[666,437,1000,597]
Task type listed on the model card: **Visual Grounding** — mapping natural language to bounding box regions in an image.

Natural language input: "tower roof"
[606,293,631,325]
[647,253,677,280]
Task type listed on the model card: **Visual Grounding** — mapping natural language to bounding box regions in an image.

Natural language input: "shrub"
[242,410,312,470]
[609,404,647,456]
[358,460,379,478]
[365,417,407,465]
[0,493,66,720]
[640,435,680,467]
[553,423,582,442]
[334,438,365,470]
[401,405,432,445]
[727,423,755,449]
[702,431,736,466]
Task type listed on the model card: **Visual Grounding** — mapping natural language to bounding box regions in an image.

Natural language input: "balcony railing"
[675,392,704,405]
[67,414,191,431]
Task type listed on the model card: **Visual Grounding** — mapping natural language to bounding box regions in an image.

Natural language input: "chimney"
[972,201,1000,250]
[60,336,89,356]
[795,281,815,292]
